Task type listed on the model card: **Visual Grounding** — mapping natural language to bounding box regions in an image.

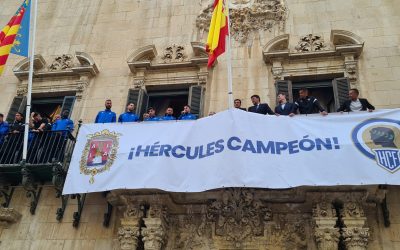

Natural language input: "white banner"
[63,109,400,194]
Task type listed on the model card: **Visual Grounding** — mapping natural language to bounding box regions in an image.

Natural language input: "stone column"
[341,201,370,250]
[117,204,143,250]
[312,201,340,250]
[142,204,168,250]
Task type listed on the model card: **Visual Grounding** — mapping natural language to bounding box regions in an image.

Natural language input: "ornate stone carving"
[118,225,140,250]
[196,0,287,43]
[142,218,166,250]
[16,84,28,96]
[161,45,186,63]
[171,213,214,250]
[314,228,340,250]
[266,217,308,250]
[207,188,272,247]
[343,201,365,218]
[295,34,328,52]
[342,227,369,250]
[75,76,89,100]
[0,207,21,228]
[48,54,74,71]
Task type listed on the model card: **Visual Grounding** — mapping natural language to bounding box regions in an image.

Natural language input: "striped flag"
[206,0,229,68]
[0,1,28,75]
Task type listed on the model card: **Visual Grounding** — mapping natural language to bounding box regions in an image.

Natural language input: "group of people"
[94,99,197,123]
[233,88,375,116]
[0,110,75,164]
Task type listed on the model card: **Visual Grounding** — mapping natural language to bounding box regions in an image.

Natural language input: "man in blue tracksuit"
[52,110,74,132]
[162,107,176,121]
[95,99,116,123]
[118,103,139,123]
[144,107,162,121]
[0,113,9,144]
[178,105,197,120]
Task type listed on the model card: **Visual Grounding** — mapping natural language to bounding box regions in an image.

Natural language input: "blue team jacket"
[95,109,116,123]
[144,116,162,122]
[118,112,139,123]
[162,115,176,121]
[52,118,74,132]
[178,113,197,120]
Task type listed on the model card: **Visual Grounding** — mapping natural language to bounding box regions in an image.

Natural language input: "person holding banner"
[295,88,327,115]
[118,103,139,123]
[248,95,275,115]
[95,99,116,123]
[274,93,296,116]
[337,88,375,112]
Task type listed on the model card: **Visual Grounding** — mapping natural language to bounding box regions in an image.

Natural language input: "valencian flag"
[0,0,30,75]
[206,0,229,68]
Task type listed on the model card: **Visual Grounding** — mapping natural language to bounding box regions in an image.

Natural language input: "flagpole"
[225,0,234,109]
[22,0,38,161]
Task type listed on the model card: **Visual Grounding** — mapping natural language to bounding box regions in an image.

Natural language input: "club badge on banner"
[63,109,400,195]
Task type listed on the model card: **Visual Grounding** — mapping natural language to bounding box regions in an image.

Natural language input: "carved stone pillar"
[117,204,143,250]
[142,204,168,250]
[312,201,340,250]
[271,59,284,80]
[341,201,369,250]
[343,53,358,87]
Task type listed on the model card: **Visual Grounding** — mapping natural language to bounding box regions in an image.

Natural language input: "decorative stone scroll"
[196,0,288,43]
[161,45,187,63]
[48,54,74,71]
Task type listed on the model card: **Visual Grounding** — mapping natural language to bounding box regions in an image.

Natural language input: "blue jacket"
[0,121,9,143]
[118,112,139,123]
[162,115,176,121]
[178,113,197,120]
[52,118,74,132]
[144,116,162,122]
[95,109,116,123]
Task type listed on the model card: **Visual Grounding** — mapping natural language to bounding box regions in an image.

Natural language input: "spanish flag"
[0,2,27,76]
[206,0,229,68]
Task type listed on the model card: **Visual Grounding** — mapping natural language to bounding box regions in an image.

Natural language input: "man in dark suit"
[247,95,275,115]
[234,99,246,111]
[274,93,296,116]
[337,88,375,112]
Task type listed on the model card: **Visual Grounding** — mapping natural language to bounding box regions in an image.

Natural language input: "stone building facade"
[0,0,399,249]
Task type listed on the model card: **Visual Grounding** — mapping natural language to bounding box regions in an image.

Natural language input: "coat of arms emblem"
[80,129,120,183]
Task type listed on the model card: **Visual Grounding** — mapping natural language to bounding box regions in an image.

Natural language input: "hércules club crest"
[80,129,121,184]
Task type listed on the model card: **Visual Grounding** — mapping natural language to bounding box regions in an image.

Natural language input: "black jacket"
[275,102,296,115]
[337,98,375,112]
[295,96,325,114]
[248,103,274,115]
[236,107,246,111]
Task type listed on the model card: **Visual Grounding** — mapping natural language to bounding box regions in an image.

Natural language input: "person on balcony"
[52,110,74,132]
[274,93,296,117]
[162,107,176,121]
[294,88,328,116]
[234,99,246,111]
[337,88,375,112]
[178,105,197,120]
[118,103,139,123]
[248,95,275,115]
[144,107,162,122]
[30,112,50,132]
[0,113,9,145]
[9,112,25,133]
[95,99,116,123]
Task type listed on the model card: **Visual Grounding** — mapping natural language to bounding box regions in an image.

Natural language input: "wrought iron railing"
[0,130,75,165]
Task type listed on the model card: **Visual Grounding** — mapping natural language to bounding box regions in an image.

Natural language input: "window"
[126,85,204,119]
[275,77,350,113]
[6,94,76,123]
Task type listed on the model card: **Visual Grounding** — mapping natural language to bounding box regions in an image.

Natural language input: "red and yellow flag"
[0,5,26,75]
[206,0,229,68]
